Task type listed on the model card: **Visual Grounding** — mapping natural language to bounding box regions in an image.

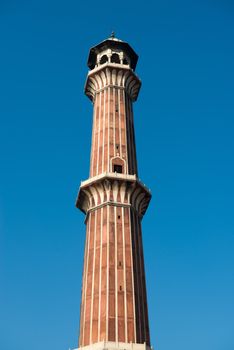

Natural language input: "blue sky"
[0,1,234,349]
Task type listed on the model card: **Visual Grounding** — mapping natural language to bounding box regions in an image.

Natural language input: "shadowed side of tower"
[76,36,152,350]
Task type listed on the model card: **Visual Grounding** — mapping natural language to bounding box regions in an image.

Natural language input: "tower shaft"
[76,37,151,350]
[88,67,139,177]
[79,188,150,346]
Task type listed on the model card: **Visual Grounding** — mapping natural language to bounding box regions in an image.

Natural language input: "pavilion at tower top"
[87,35,138,71]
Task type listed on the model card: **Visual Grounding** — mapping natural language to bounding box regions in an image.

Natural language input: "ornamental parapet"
[85,64,141,102]
[76,172,151,219]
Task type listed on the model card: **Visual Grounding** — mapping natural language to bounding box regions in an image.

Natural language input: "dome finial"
[111,31,115,39]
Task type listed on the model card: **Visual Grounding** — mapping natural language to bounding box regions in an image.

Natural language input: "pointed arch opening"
[111,53,120,64]
[100,55,108,65]
[111,156,126,174]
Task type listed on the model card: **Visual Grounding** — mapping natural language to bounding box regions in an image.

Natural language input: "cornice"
[85,64,141,102]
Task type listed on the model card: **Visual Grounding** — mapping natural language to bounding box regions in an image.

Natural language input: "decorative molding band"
[86,200,131,214]
[76,173,151,219]
[85,65,141,102]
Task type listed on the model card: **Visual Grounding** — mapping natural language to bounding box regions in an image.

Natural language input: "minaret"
[76,34,152,350]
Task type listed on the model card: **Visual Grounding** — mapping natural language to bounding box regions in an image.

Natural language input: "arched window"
[123,58,129,65]
[111,53,120,64]
[100,55,108,65]
[111,156,125,174]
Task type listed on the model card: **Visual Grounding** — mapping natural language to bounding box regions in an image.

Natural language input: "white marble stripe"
[114,206,118,341]
[130,101,137,175]
[141,225,150,343]
[128,208,136,342]
[137,218,146,341]
[122,206,128,342]
[118,88,122,159]
[102,89,106,173]
[90,100,97,177]
[129,98,133,174]
[129,98,135,174]
[98,207,103,340]
[89,210,97,343]
[106,205,110,340]
[113,87,116,158]
[107,87,110,172]
[96,92,102,175]
[82,212,91,345]
[132,211,142,341]
[127,95,133,174]
[130,96,134,174]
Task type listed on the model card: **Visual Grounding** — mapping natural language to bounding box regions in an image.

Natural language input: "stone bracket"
[76,173,151,219]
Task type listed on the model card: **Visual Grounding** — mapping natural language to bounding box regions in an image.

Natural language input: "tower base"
[72,341,152,350]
